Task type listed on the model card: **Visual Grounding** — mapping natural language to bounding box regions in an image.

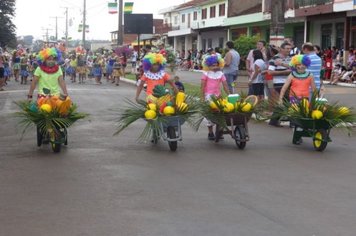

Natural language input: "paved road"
[1,77,356,236]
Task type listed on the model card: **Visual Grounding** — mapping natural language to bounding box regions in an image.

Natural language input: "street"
[1,76,356,236]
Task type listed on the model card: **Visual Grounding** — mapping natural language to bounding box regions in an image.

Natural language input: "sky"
[14,0,186,41]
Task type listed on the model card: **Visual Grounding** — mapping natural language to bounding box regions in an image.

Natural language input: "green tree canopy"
[0,0,17,48]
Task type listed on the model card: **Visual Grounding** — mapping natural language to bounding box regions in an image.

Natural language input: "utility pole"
[82,0,87,48]
[42,28,52,42]
[118,0,123,45]
[269,0,285,46]
[61,7,69,47]
[50,16,63,41]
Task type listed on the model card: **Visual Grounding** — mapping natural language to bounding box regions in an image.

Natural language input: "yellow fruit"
[40,104,52,113]
[338,107,350,116]
[311,110,323,120]
[178,102,188,112]
[223,102,235,113]
[291,103,300,112]
[163,106,175,116]
[146,95,157,103]
[175,92,185,105]
[241,103,252,112]
[210,101,219,111]
[144,110,157,120]
[301,98,309,115]
[147,103,157,111]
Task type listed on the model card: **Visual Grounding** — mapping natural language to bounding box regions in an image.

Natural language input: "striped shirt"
[306,52,322,90]
[268,54,291,84]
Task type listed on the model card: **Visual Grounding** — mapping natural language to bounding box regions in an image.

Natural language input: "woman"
[28,47,68,99]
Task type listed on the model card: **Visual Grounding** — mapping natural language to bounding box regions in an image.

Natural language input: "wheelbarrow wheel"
[234,126,246,150]
[50,131,62,153]
[151,130,159,144]
[51,142,61,153]
[63,128,68,146]
[313,129,328,152]
[37,127,42,147]
[167,126,177,152]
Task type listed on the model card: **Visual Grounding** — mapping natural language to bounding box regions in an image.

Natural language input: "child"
[112,56,123,86]
[135,53,177,101]
[20,57,29,85]
[248,49,266,101]
[200,54,230,140]
[174,76,185,92]
[92,56,103,85]
[76,54,86,84]
[279,55,316,103]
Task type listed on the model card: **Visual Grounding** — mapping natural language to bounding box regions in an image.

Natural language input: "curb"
[121,78,137,86]
[323,81,356,88]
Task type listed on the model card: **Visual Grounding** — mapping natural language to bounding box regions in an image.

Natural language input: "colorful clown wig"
[142,53,166,72]
[202,54,225,71]
[36,47,62,65]
[289,55,311,68]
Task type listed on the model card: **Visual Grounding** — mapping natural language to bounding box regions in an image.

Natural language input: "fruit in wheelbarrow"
[241,103,252,112]
[40,104,52,113]
[301,98,309,115]
[163,106,175,116]
[177,102,188,113]
[338,107,350,116]
[311,110,323,119]
[210,101,219,111]
[175,92,185,106]
[147,103,157,111]
[223,103,234,113]
[144,110,157,120]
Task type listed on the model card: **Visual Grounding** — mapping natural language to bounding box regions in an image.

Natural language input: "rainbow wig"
[142,53,166,72]
[289,55,311,68]
[202,54,224,71]
[37,47,62,65]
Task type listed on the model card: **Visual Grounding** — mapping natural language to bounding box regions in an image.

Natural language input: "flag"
[124,2,133,14]
[78,24,89,33]
[108,2,118,14]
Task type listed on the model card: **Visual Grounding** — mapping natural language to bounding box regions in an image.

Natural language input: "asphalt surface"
[1,75,356,236]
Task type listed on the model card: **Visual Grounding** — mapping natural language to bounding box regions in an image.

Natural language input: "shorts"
[251,83,264,96]
[0,68,4,78]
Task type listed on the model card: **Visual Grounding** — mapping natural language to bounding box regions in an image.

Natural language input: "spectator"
[302,42,322,91]
[330,64,347,85]
[267,42,292,127]
[174,76,185,92]
[285,38,300,57]
[223,41,240,93]
[248,50,266,100]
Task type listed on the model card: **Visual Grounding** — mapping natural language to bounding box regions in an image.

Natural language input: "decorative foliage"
[272,92,356,131]
[114,88,201,142]
[14,99,87,138]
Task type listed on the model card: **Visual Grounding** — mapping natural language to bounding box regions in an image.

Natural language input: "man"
[302,42,322,91]
[267,42,292,127]
[285,38,300,57]
[246,40,267,79]
[223,41,240,93]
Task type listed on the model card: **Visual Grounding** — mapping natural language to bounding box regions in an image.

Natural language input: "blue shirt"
[306,52,322,90]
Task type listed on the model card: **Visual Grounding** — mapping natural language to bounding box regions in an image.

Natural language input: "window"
[202,8,207,19]
[174,16,178,24]
[210,6,216,18]
[182,14,185,23]
[208,38,212,48]
[193,11,197,21]
[219,4,225,16]
[202,39,207,51]
[219,37,224,48]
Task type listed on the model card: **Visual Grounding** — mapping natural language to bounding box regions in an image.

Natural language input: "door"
[321,24,332,50]
[188,13,191,28]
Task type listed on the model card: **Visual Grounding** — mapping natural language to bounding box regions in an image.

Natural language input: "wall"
[309,18,345,49]
[228,0,261,17]
[200,30,227,50]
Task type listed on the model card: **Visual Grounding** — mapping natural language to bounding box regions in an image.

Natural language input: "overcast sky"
[14,0,186,41]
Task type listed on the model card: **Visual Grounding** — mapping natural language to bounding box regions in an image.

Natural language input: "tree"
[270,0,285,46]
[0,0,17,48]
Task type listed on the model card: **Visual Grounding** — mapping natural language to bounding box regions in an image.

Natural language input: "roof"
[174,0,209,10]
